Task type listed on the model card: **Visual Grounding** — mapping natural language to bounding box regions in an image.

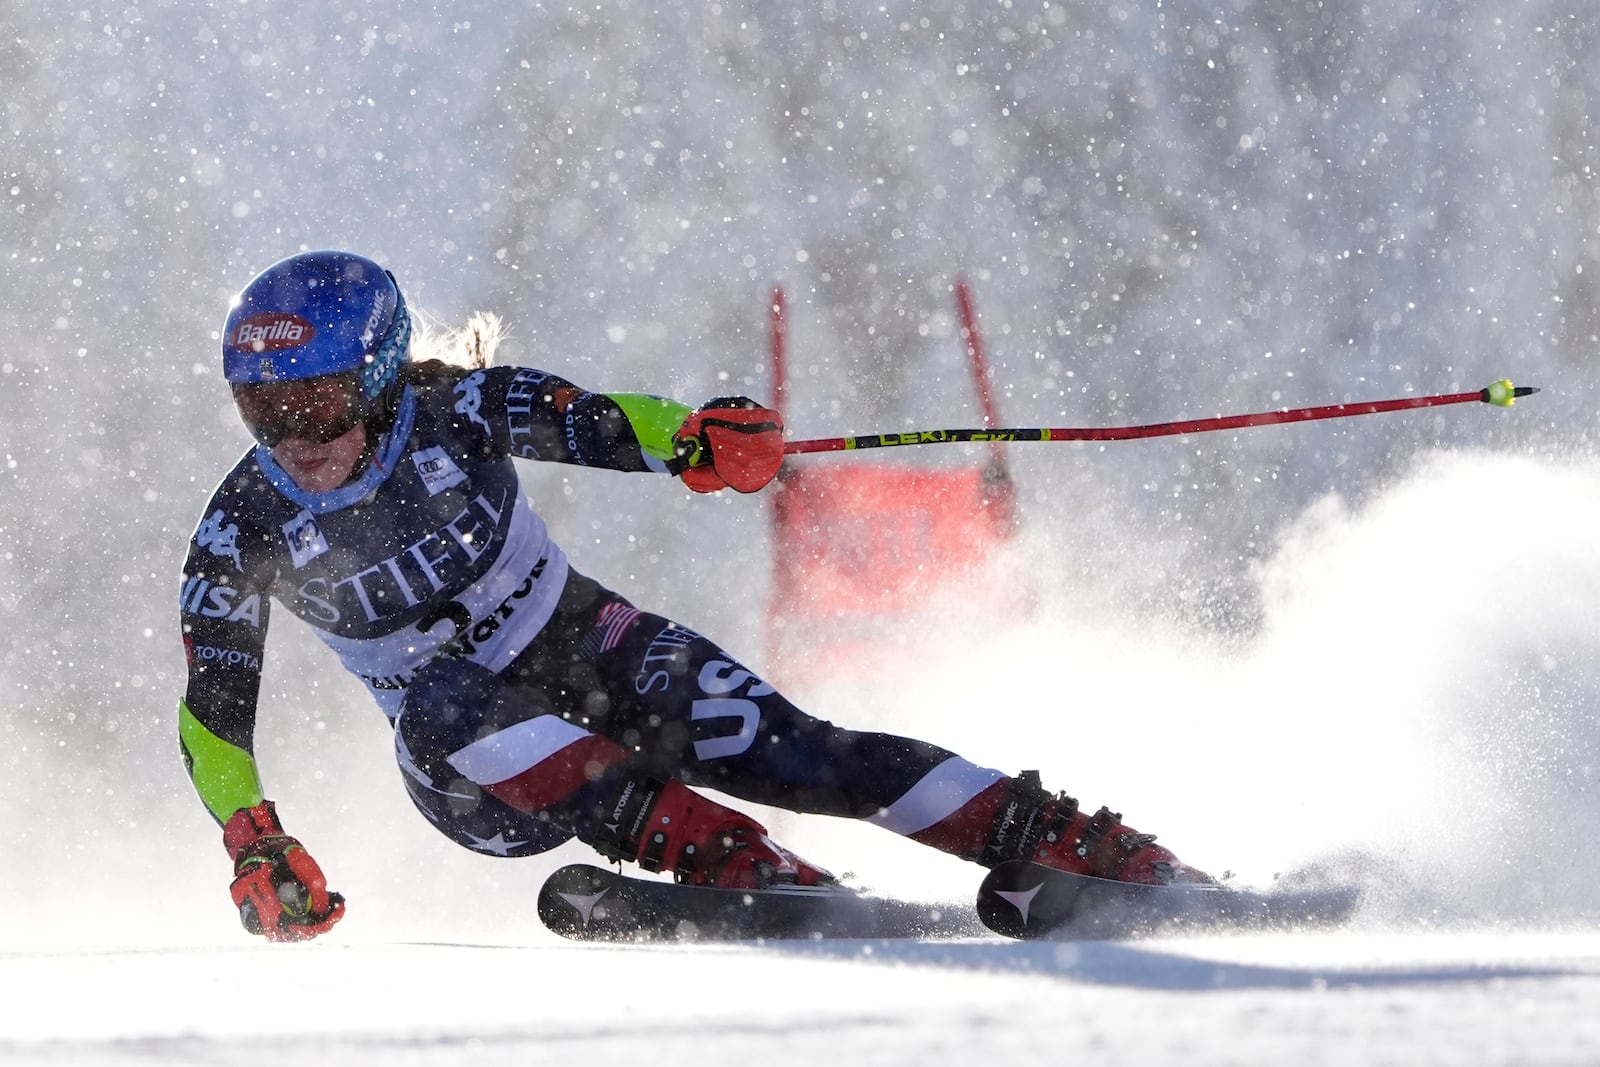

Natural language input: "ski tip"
[1481,379,1538,406]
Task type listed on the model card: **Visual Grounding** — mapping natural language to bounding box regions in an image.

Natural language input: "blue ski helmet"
[221,250,412,407]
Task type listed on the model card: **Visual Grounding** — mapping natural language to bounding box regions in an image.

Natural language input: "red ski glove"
[672,396,785,493]
[222,801,346,943]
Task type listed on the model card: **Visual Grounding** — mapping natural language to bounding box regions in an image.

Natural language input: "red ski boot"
[1030,801,1213,885]
[595,777,834,890]
[983,772,1213,886]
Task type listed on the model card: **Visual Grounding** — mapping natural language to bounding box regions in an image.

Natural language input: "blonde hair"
[408,310,506,370]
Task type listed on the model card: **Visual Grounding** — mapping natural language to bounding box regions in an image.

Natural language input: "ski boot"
[594,776,834,890]
[981,771,1213,885]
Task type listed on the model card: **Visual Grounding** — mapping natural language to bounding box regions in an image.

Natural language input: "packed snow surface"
[6,927,1600,1065]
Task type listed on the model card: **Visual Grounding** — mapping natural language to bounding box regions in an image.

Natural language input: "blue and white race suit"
[179,363,1006,859]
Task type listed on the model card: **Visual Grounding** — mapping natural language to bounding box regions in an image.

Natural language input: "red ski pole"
[782,381,1537,456]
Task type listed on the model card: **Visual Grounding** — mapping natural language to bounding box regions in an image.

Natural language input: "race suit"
[178,365,1006,858]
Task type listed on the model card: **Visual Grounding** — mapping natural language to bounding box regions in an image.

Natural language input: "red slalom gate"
[766,282,1023,687]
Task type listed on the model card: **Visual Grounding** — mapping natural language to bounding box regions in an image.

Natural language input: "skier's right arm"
[179,504,344,941]
[178,545,270,825]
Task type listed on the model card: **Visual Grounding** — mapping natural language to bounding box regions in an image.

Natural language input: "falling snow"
[3,2,1600,1063]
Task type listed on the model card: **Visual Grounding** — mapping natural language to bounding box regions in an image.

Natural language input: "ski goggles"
[231,371,364,448]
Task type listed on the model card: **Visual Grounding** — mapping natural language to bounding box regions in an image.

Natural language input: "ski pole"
[781,380,1537,456]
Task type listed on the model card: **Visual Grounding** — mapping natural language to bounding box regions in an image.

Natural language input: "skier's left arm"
[607,391,786,494]
[610,391,786,493]
[458,366,784,493]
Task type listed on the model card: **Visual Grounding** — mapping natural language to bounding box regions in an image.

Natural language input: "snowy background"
[4,1,1600,1063]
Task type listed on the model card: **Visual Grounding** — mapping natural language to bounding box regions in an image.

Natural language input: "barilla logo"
[230,312,316,352]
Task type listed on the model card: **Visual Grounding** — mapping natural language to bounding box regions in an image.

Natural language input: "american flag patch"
[583,600,643,656]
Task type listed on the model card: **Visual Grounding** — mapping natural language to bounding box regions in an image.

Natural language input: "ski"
[976,860,1362,940]
[538,863,980,942]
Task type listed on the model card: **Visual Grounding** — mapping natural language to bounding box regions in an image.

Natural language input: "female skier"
[179,250,1211,941]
